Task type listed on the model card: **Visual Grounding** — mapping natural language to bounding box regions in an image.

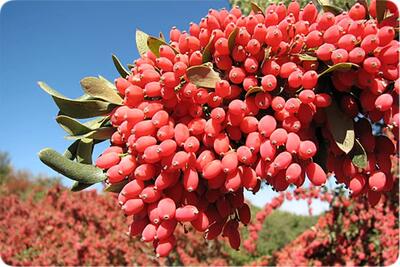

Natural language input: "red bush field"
[1,164,398,265]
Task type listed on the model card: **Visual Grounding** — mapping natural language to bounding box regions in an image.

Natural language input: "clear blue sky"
[0,0,330,214]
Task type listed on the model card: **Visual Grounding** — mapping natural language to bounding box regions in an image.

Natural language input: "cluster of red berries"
[94,0,398,256]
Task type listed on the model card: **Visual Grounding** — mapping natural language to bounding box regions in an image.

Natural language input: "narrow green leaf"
[38,148,107,184]
[83,116,109,129]
[147,36,178,57]
[351,139,368,169]
[202,35,215,63]
[80,77,123,105]
[104,180,128,193]
[245,86,264,98]
[318,63,359,77]
[228,27,239,53]
[38,82,117,119]
[76,138,93,164]
[112,54,130,78]
[65,127,116,140]
[71,182,94,192]
[159,32,166,41]
[326,103,355,154]
[250,2,264,15]
[75,94,95,101]
[321,5,343,15]
[56,115,93,136]
[298,54,318,61]
[63,140,80,160]
[136,29,150,55]
[127,63,135,69]
[376,0,387,23]
[186,64,221,89]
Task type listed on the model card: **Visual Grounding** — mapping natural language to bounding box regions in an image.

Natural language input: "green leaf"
[245,86,264,98]
[104,180,128,193]
[75,94,95,101]
[326,103,355,154]
[76,138,93,164]
[63,140,80,160]
[70,181,94,192]
[250,2,264,15]
[38,82,117,119]
[202,35,215,63]
[376,0,387,23]
[147,36,178,57]
[186,64,221,89]
[38,148,107,184]
[80,77,123,105]
[83,116,109,129]
[159,32,166,41]
[228,27,239,53]
[56,115,93,136]
[318,63,359,77]
[351,139,368,169]
[321,5,343,15]
[65,127,116,140]
[112,54,130,78]
[136,29,150,55]
[298,54,318,61]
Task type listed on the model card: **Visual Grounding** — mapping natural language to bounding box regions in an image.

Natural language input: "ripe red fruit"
[331,49,349,64]
[285,163,302,184]
[122,198,145,216]
[174,123,190,146]
[183,168,199,192]
[229,67,246,84]
[107,165,126,183]
[222,152,238,173]
[157,219,177,241]
[156,236,176,257]
[375,94,393,111]
[298,140,317,159]
[225,169,242,192]
[349,174,366,197]
[272,151,292,170]
[261,74,277,91]
[238,203,251,225]
[270,128,288,146]
[237,146,254,165]
[191,211,209,232]
[306,162,327,186]
[140,186,161,203]
[302,71,318,89]
[202,160,222,179]
[96,152,121,169]
[363,57,381,74]
[368,172,387,192]
[157,198,176,221]
[175,205,199,222]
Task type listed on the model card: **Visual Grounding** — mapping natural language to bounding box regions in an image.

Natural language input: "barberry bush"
[37,0,399,258]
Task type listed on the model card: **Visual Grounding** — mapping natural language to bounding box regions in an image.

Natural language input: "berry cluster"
[92,0,398,256]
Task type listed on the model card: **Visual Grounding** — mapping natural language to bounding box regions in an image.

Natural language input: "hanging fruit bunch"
[38,0,399,257]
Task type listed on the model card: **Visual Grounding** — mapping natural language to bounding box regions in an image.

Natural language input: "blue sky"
[0,0,330,214]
